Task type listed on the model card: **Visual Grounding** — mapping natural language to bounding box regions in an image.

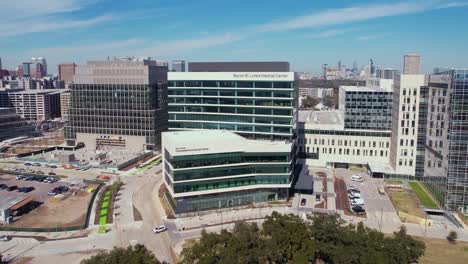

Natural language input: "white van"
[351,175,363,182]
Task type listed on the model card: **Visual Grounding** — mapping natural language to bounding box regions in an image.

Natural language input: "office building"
[31,57,47,78]
[168,72,295,141]
[22,62,31,77]
[0,57,2,70]
[172,60,186,72]
[388,74,427,176]
[339,85,393,130]
[299,87,333,98]
[403,54,421,74]
[1,89,61,121]
[58,63,76,82]
[162,130,292,214]
[188,62,290,72]
[0,108,35,141]
[60,89,71,121]
[65,57,168,152]
[376,68,399,80]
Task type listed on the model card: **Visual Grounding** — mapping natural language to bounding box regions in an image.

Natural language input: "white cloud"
[255,1,442,33]
[356,34,390,41]
[435,1,468,8]
[305,28,357,39]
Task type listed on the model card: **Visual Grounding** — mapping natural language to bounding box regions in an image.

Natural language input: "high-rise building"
[0,57,2,70]
[403,54,421,74]
[65,57,169,152]
[168,72,295,141]
[376,68,399,80]
[0,108,36,141]
[172,60,186,72]
[370,59,376,76]
[31,57,47,78]
[339,86,393,130]
[22,62,32,77]
[0,89,61,121]
[162,130,292,214]
[58,63,76,82]
[60,90,71,121]
[188,61,290,72]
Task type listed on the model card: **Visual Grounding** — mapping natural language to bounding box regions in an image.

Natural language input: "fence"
[0,182,103,233]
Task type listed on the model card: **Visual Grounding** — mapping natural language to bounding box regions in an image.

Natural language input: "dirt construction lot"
[7,187,97,228]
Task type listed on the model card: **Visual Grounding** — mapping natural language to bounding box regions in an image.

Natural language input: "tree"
[80,244,163,264]
[301,96,320,109]
[447,230,458,242]
[324,95,337,109]
[180,213,426,264]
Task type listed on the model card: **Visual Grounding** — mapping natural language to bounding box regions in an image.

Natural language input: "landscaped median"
[129,156,162,176]
[94,181,123,234]
[408,181,439,209]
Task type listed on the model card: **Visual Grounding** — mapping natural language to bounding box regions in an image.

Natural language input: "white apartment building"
[389,74,427,176]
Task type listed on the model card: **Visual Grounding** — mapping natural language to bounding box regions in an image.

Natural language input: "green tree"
[384,226,426,264]
[447,230,458,242]
[80,244,163,264]
[302,96,320,109]
[324,95,336,108]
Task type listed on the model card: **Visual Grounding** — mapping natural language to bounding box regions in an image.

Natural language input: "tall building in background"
[65,57,169,152]
[0,57,2,70]
[31,57,47,78]
[188,61,290,72]
[403,54,421,74]
[58,63,76,82]
[22,62,32,77]
[172,60,186,72]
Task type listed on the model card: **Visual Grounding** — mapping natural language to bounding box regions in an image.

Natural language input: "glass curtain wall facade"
[445,70,468,212]
[167,77,294,141]
[343,90,393,130]
[164,150,291,214]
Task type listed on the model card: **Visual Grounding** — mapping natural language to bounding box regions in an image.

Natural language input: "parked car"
[46,164,57,168]
[350,198,365,206]
[352,206,366,214]
[316,194,321,202]
[153,226,167,233]
[36,171,45,175]
[0,184,8,190]
[25,176,34,181]
[348,192,361,199]
[24,162,32,166]
[351,175,363,182]
[18,187,34,193]
[300,198,307,206]
[378,187,386,195]
[7,185,18,191]
[58,186,69,193]
[48,189,59,196]
[347,188,360,193]
[16,174,25,180]
[0,235,11,242]
[33,163,41,167]
[48,172,56,176]
[8,167,17,171]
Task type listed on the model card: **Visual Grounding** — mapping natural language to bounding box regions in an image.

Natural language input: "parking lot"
[335,169,395,212]
[0,173,63,203]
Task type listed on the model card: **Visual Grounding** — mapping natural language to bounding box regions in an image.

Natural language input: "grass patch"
[419,236,468,264]
[129,156,162,176]
[409,181,438,209]
[388,189,426,219]
[98,189,111,233]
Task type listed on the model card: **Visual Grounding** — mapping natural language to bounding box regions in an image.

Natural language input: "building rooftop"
[299,110,344,130]
[8,89,64,95]
[340,85,392,93]
[163,130,291,156]
[0,194,31,211]
[168,72,295,81]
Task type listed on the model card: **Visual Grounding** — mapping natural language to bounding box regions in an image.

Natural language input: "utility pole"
[424,214,428,237]
[380,208,383,232]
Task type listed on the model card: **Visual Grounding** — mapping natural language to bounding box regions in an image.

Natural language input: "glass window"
[255,82,272,88]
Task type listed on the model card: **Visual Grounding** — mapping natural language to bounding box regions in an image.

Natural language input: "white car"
[350,198,365,206]
[153,225,167,233]
[0,235,11,242]
[348,192,361,198]
[351,175,363,182]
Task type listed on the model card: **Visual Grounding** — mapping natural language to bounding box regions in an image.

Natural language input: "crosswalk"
[0,237,39,262]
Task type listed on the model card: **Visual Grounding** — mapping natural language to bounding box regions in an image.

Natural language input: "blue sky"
[1,0,467,74]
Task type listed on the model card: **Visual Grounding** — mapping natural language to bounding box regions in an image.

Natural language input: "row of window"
[167,153,289,169]
[169,122,292,134]
[168,89,292,98]
[173,175,289,193]
[301,137,390,148]
[168,81,293,89]
[306,146,388,157]
[169,106,292,116]
[169,97,292,107]
[169,113,292,125]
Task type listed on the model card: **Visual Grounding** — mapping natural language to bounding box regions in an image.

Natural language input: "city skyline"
[1,0,468,74]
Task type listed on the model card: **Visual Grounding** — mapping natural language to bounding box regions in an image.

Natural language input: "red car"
[300,198,307,206]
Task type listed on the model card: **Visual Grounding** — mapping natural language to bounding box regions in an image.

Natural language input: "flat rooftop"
[8,89,64,95]
[0,194,31,211]
[168,72,295,82]
[340,86,392,93]
[163,130,291,156]
[298,110,344,130]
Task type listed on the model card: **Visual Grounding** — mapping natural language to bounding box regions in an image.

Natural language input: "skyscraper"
[370,59,376,76]
[58,63,76,82]
[172,60,186,72]
[403,54,421,74]
[0,57,2,70]
[65,57,169,151]
[31,57,47,78]
[22,62,32,77]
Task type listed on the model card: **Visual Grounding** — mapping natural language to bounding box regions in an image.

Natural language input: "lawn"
[384,180,403,185]
[419,236,468,264]
[387,189,426,219]
[98,189,111,234]
[129,156,162,176]
[409,181,438,209]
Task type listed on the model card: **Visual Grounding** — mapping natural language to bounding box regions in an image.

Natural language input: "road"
[0,163,175,264]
